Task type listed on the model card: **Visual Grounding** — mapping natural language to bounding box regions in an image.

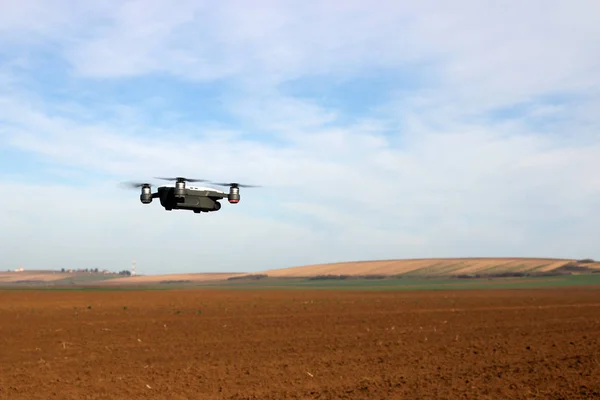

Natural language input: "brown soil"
[1,287,599,399]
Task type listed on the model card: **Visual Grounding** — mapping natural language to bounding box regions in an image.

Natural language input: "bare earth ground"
[1,287,600,399]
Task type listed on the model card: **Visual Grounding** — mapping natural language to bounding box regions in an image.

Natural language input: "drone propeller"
[120,181,152,189]
[154,177,209,183]
[210,182,261,188]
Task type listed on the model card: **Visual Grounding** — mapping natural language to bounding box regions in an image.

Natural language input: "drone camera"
[228,186,240,204]
[140,185,153,204]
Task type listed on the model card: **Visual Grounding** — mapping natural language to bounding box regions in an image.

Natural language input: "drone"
[122,177,259,214]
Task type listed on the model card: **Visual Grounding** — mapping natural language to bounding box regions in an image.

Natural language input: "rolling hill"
[256,257,600,278]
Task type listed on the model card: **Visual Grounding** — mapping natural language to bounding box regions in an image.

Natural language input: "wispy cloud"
[1,0,599,273]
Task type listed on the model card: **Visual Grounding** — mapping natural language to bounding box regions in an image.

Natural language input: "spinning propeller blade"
[154,177,209,183]
[210,182,261,188]
[120,181,152,189]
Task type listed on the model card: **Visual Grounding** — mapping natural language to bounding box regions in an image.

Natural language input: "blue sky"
[1,0,600,274]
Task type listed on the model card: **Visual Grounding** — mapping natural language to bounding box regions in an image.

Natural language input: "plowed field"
[1,287,599,399]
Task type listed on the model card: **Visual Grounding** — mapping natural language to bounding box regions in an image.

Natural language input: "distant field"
[0,271,75,283]
[2,257,599,289]
[97,272,244,286]
[186,274,600,291]
[0,271,244,287]
[257,257,600,278]
[0,270,122,284]
[3,274,600,293]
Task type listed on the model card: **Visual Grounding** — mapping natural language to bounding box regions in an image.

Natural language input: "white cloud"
[20,1,594,98]
[1,0,599,272]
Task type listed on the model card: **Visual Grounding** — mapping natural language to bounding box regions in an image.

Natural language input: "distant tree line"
[57,267,131,276]
[308,274,388,280]
[60,267,100,273]
[227,274,268,281]
[577,258,596,263]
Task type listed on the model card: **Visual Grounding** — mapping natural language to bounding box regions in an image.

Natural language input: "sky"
[1,0,599,275]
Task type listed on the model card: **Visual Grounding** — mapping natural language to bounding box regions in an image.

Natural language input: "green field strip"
[3,274,600,292]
